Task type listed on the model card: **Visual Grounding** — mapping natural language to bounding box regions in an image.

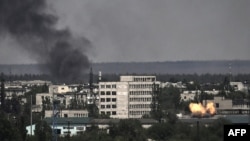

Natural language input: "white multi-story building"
[98,75,160,119]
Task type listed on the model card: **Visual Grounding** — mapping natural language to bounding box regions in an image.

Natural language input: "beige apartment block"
[99,76,160,119]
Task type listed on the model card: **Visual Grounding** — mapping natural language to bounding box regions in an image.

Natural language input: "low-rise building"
[45,110,88,118]
[26,117,158,137]
[26,117,91,137]
[203,96,250,115]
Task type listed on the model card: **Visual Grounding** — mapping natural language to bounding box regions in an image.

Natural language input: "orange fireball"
[189,102,216,117]
[205,102,216,115]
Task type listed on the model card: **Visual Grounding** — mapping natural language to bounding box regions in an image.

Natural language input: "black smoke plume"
[0,0,90,83]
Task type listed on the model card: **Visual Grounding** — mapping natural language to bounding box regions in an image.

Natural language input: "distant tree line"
[1,72,250,84]
[100,73,250,84]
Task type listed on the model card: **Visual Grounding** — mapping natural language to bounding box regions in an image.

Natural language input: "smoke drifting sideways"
[0,0,91,83]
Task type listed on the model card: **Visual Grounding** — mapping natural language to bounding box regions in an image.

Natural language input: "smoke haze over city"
[0,0,249,64]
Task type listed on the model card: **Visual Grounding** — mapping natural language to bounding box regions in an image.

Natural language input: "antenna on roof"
[228,63,232,82]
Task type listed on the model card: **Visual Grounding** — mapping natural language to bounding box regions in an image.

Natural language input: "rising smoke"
[0,0,91,83]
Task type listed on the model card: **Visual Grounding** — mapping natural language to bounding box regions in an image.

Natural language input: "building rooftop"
[43,117,92,125]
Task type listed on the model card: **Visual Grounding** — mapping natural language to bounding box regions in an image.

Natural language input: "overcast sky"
[0,0,249,64]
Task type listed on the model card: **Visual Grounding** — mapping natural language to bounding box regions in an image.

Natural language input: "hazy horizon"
[0,59,250,65]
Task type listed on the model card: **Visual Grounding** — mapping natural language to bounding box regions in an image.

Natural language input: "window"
[101,85,105,88]
[112,91,116,95]
[101,105,105,108]
[101,98,105,102]
[106,105,111,108]
[106,98,111,102]
[216,103,219,108]
[100,91,105,95]
[106,85,111,88]
[112,105,116,108]
[106,91,111,95]
[112,85,116,88]
[112,98,116,102]
[112,111,117,115]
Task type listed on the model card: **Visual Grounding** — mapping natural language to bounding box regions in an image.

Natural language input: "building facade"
[98,76,160,119]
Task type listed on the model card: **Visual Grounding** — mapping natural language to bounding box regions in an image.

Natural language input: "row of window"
[129,98,152,102]
[129,84,155,89]
[100,83,157,89]
[129,104,151,109]
[100,84,116,89]
[129,91,152,95]
[100,111,117,115]
[73,113,88,117]
[129,111,150,115]
[100,104,117,109]
[133,77,155,82]
[100,98,117,102]
[100,91,117,95]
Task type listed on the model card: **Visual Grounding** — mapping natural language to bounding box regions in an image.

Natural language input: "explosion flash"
[189,102,216,117]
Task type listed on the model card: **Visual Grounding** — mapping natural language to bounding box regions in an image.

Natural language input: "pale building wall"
[45,110,88,118]
[99,81,129,119]
[49,85,71,94]
[116,82,129,118]
[213,97,233,109]
[230,82,245,91]
[128,80,158,118]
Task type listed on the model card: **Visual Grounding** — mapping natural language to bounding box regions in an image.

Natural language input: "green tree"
[169,122,193,141]
[207,117,231,138]
[34,120,52,141]
[109,119,146,141]
[147,122,174,141]
[18,115,28,141]
[87,104,99,118]
[150,83,163,121]
[159,86,181,111]
[0,115,21,141]
[1,73,6,111]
